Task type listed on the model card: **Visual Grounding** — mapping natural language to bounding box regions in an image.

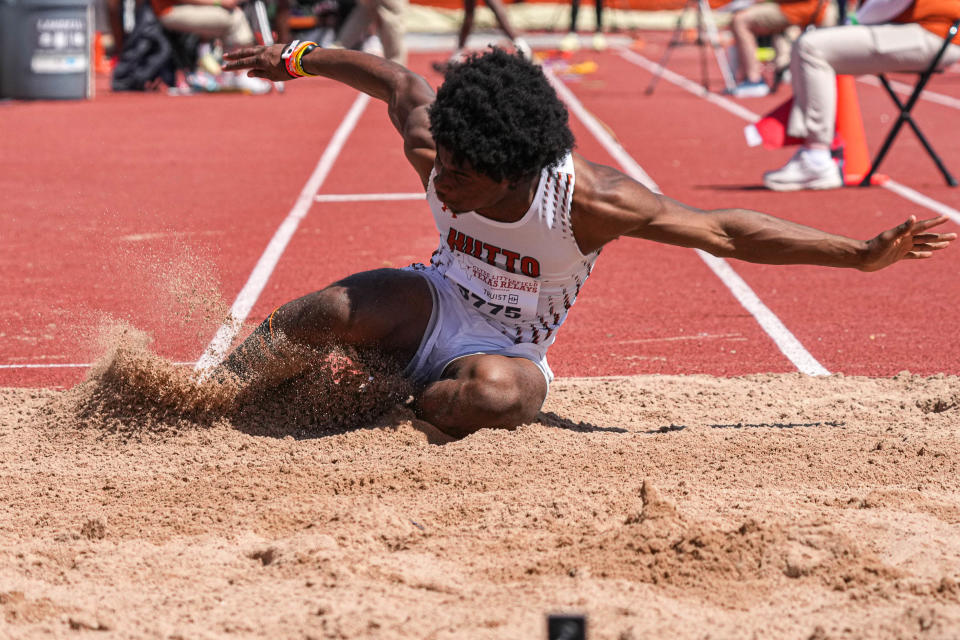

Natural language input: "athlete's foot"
[591,32,606,51]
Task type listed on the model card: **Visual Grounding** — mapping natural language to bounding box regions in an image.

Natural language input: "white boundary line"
[543,66,831,376]
[617,49,761,123]
[695,252,830,375]
[616,48,960,225]
[315,192,424,202]
[194,93,371,375]
[882,178,960,224]
[544,65,660,192]
[858,75,960,111]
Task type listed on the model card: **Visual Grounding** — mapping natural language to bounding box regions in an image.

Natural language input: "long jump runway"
[2,40,958,385]
[1,34,959,639]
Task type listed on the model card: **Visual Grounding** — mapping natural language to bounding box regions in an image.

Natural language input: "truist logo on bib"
[446,228,541,278]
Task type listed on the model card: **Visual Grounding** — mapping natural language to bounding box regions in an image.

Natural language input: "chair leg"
[904,115,959,186]
[860,73,958,187]
[859,118,904,186]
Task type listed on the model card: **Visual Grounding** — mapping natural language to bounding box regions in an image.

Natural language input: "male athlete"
[219,45,955,438]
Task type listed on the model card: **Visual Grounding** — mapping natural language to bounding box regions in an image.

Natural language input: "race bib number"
[444,252,540,321]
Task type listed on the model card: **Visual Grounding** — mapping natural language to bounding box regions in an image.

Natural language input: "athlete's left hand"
[859,215,956,272]
[223,44,289,82]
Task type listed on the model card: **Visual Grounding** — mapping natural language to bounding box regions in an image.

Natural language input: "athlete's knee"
[794,30,826,65]
[461,360,541,425]
[273,286,356,345]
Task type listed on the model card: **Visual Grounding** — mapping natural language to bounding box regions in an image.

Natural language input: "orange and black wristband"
[281,40,318,79]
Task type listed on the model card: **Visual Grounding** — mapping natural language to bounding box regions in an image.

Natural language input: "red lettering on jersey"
[445,226,540,278]
[446,228,466,253]
[501,249,519,273]
[521,257,540,278]
[483,243,501,264]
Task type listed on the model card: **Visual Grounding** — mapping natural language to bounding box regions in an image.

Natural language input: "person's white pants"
[159,5,255,48]
[787,24,960,145]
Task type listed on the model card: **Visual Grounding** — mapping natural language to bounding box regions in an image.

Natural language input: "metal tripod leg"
[644,2,690,95]
[645,0,735,95]
[697,0,735,93]
[253,0,285,94]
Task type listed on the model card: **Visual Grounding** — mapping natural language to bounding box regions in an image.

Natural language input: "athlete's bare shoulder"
[570,154,662,254]
[391,73,437,188]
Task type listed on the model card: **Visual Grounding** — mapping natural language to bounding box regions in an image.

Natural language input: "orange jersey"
[895,0,960,43]
[777,0,830,27]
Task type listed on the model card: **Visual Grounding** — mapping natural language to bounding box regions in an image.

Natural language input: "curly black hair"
[428,47,575,183]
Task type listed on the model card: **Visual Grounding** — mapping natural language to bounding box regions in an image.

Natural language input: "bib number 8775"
[456,284,521,319]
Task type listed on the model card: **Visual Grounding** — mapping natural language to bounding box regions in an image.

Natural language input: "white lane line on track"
[544,66,660,192]
[0,362,196,369]
[194,93,371,376]
[695,252,830,375]
[883,178,960,224]
[616,48,960,226]
[543,65,831,376]
[858,75,960,111]
[616,49,761,123]
[315,192,425,202]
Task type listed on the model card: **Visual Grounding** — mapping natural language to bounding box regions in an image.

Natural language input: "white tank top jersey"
[424,153,601,348]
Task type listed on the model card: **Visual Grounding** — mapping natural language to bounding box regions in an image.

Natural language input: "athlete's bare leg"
[456,0,477,50]
[415,353,547,438]
[220,269,545,438]
[484,0,520,42]
[221,268,432,383]
[455,0,521,52]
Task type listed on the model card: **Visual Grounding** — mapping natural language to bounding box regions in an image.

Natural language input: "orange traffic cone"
[93,32,111,75]
[835,74,885,185]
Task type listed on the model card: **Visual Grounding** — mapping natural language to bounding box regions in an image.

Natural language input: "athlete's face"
[432,147,511,214]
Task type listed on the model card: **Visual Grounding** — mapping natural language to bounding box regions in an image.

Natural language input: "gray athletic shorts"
[402,264,554,388]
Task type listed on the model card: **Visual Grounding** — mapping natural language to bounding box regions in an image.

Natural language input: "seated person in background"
[151,0,273,92]
[274,0,355,46]
[763,0,960,191]
[334,0,408,65]
[729,0,835,97]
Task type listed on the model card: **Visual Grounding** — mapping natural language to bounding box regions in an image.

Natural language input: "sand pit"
[2,339,960,638]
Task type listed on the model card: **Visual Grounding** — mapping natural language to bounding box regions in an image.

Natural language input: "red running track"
[1,38,958,388]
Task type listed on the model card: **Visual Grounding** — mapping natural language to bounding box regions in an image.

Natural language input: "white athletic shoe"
[763,148,843,191]
[514,37,532,60]
[221,71,272,95]
[729,79,770,98]
[560,32,580,52]
[591,32,607,51]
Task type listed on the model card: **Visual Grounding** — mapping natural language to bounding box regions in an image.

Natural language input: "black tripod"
[645,0,735,95]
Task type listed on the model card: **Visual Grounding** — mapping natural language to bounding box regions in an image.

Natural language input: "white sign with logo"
[32,16,89,74]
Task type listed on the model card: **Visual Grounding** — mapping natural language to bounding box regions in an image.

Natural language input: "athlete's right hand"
[223,44,289,82]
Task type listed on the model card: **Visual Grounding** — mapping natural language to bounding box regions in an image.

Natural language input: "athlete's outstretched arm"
[571,156,956,272]
[223,46,437,185]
